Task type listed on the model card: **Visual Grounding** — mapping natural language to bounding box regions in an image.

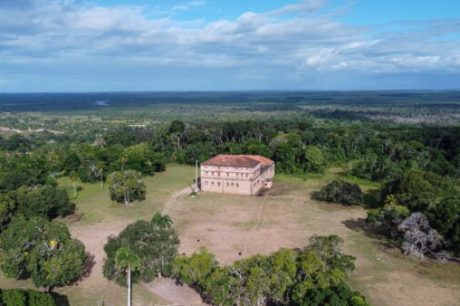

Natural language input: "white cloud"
[0,0,459,90]
[172,0,206,12]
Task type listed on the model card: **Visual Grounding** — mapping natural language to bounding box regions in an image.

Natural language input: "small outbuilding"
[200,154,275,195]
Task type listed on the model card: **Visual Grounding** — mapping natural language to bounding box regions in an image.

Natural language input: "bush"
[2,289,27,306]
[302,284,369,306]
[313,180,364,206]
[0,289,63,306]
[12,185,75,219]
[27,290,55,306]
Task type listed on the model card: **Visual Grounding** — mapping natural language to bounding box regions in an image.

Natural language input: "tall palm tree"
[115,247,141,306]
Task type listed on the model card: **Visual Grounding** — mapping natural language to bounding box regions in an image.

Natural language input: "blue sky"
[0,0,459,92]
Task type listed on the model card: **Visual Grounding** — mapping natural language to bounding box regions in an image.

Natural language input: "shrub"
[0,289,62,306]
[2,289,27,306]
[313,180,363,206]
[27,290,55,306]
[12,185,75,219]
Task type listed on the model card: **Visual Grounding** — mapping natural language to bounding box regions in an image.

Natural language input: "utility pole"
[195,160,198,192]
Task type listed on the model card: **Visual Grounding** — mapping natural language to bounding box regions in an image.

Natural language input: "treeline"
[173,236,369,306]
[0,289,68,306]
[2,119,459,180]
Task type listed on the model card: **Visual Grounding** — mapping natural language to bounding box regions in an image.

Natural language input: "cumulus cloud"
[0,0,459,91]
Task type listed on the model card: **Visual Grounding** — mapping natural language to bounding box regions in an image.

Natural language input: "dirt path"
[71,220,131,288]
[69,185,195,305]
[242,195,268,254]
[162,186,192,214]
[144,278,205,306]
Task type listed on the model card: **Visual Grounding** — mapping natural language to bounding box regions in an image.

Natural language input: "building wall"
[200,163,274,195]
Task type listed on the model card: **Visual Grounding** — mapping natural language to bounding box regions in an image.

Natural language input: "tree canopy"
[313,180,364,206]
[173,235,367,306]
[0,218,86,290]
[108,170,146,206]
[103,213,180,286]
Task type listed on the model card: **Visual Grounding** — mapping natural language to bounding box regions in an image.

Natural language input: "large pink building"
[200,155,275,195]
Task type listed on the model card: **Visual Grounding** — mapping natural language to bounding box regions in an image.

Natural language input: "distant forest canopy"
[0,91,460,125]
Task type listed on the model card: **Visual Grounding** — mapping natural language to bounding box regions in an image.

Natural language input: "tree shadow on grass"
[342,218,396,250]
[82,253,96,279]
[51,292,71,306]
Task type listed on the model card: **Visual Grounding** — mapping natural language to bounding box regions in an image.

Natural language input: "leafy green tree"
[2,134,32,152]
[120,143,165,175]
[380,170,445,212]
[28,289,58,306]
[244,139,271,157]
[173,248,218,286]
[301,284,370,306]
[351,155,401,182]
[103,213,179,286]
[173,235,363,306]
[428,194,460,255]
[0,155,49,192]
[313,180,364,206]
[108,170,146,206]
[305,145,325,173]
[168,120,186,134]
[2,289,27,306]
[268,249,297,304]
[0,218,86,290]
[273,142,297,174]
[367,195,411,238]
[115,247,141,306]
[63,152,81,174]
[12,185,75,219]
[0,288,65,306]
[0,194,15,229]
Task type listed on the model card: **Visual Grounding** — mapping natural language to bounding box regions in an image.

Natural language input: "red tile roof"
[201,154,274,168]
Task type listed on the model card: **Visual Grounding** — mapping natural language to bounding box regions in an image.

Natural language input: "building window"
[218,182,220,186]
[211,181,214,185]
[231,183,234,187]
[236,183,239,187]
[226,183,229,187]
[227,172,229,177]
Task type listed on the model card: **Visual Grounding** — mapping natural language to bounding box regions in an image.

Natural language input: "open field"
[1,164,459,305]
[169,174,460,306]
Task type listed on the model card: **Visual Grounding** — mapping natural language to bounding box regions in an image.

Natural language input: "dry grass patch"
[167,174,460,306]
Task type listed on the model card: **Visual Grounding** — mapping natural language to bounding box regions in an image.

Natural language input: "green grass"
[58,164,195,225]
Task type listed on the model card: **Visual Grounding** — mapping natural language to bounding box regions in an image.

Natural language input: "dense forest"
[0,93,459,304]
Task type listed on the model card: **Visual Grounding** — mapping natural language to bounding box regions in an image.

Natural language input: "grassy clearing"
[58,164,195,225]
